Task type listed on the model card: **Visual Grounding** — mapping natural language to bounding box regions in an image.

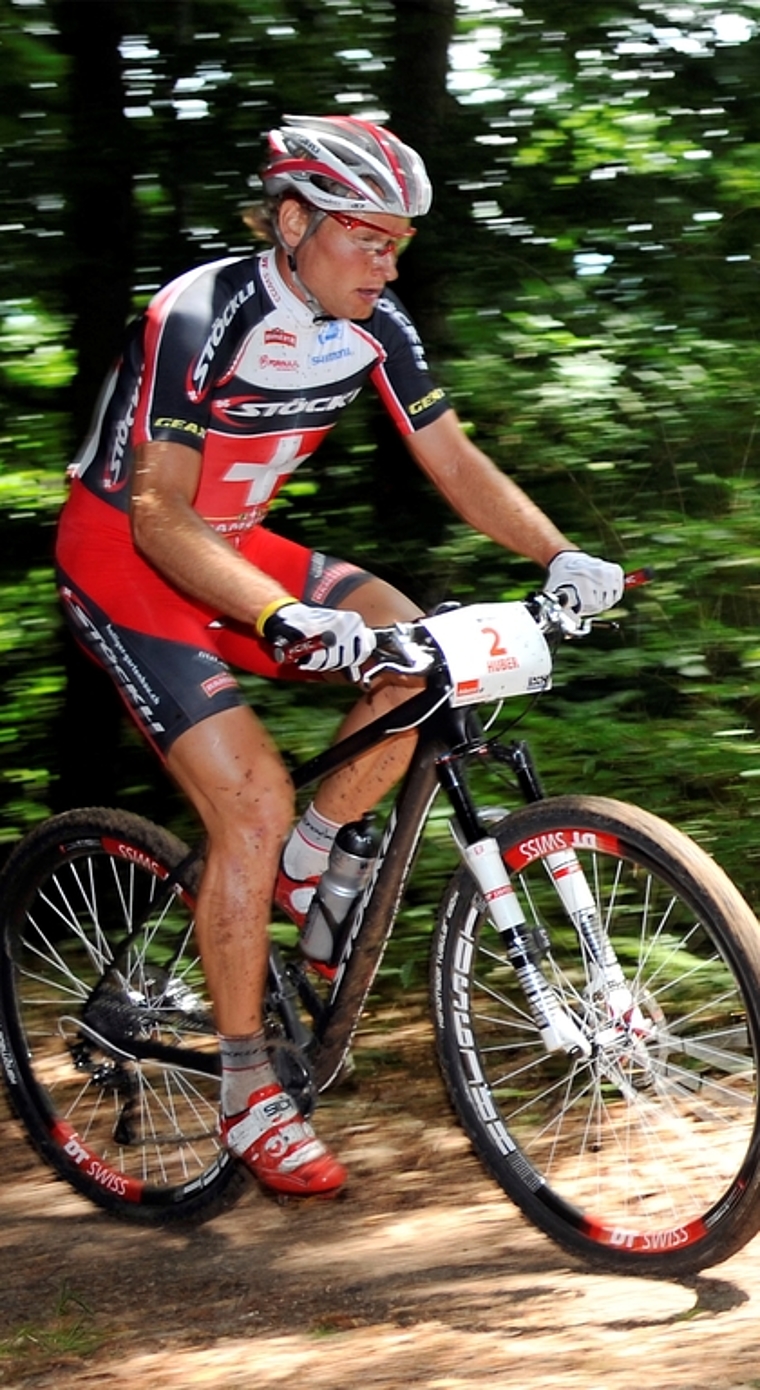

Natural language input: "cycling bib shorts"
[57,503,371,757]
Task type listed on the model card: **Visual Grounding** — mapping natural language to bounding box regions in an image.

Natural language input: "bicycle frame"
[278,670,532,1091]
[280,592,637,1083]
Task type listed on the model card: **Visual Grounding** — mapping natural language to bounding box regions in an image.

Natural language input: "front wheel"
[432,794,760,1276]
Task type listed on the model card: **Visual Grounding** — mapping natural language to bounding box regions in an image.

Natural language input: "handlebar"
[271,568,653,686]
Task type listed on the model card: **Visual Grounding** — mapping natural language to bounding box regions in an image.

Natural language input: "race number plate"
[421,602,552,706]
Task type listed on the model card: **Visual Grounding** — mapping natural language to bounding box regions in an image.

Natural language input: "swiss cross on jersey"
[192,429,326,541]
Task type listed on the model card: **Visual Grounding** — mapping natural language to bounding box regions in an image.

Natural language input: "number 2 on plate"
[482,627,507,657]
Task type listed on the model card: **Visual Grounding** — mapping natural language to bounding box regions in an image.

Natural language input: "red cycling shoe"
[273,866,337,982]
[219,1083,347,1197]
[274,865,319,928]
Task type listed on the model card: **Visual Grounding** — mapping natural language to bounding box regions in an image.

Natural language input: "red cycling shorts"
[56,480,372,756]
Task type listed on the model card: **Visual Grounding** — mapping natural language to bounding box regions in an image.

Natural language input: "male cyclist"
[56,115,624,1199]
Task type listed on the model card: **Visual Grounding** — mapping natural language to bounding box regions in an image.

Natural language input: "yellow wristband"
[255,595,298,638]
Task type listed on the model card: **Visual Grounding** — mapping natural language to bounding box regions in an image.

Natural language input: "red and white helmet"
[262,114,432,218]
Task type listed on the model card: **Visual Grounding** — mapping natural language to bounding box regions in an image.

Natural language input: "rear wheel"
[0,808,243,1221]
[432,794,760,1275]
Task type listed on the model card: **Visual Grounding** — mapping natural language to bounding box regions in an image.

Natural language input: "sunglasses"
[325,210,416,259]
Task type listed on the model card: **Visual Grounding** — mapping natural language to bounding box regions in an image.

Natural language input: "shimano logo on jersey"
[219,388,361,420]
[377,296,429,370]
[189,280,256,401]
[311,319,352,366]
[311,346,352,366]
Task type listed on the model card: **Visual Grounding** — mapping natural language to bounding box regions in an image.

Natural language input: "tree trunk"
[52,0,137,806]
[55,0,137,440]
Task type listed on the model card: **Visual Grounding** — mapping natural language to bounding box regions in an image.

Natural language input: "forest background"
[2,0,760,969]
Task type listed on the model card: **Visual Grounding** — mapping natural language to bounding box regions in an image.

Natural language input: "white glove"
[258,599,376,678]
[545,551,625,617]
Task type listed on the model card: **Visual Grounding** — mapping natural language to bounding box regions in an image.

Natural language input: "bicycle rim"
[433,795,760,1274]
[0,809,241,1221]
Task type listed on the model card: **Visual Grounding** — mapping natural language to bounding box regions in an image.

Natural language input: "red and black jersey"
[69,247,449,546]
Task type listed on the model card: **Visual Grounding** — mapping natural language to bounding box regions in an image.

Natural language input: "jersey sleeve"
[132,258,259,454]
[367,291,450,435]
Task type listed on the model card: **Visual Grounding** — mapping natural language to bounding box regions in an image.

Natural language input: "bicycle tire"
[0,807,246,1222]
[432,793,760,1276]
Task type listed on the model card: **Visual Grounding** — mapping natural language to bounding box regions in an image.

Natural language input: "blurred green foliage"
[1,0,760,963]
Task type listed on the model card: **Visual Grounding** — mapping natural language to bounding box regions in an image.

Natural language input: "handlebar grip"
[624,566,655,589]
[554,566,654,607]
[272,630,336,666]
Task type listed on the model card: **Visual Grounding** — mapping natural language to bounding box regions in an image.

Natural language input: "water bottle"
[300,814,379,964]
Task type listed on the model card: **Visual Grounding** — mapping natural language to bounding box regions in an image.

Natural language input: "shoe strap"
[225,1089,298,1151]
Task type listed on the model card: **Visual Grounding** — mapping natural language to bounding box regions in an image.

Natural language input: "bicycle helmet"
[262,114,432,218]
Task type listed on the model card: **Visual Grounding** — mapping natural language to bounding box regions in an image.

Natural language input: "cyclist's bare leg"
[166,703,294,1036]
[313,576,423,824]
[167,704,347,1196]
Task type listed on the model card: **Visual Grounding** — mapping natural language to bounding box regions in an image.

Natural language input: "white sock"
[219,1030,278,1117]
[282,802,341,882]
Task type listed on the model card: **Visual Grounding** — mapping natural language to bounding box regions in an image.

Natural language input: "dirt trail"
[1,1010,759,1389]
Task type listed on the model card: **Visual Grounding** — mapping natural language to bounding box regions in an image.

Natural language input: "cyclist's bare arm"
[404,409,575,568]
[130,440,290,624]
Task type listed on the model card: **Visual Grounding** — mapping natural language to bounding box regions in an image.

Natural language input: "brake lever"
[536,565,654,640]
[359,623,436,688]
[531,590,591,639]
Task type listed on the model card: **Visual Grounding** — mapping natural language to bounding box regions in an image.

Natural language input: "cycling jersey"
[65,246,449,545]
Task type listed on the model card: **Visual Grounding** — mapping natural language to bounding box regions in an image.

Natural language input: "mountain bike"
[2,581,760,1278]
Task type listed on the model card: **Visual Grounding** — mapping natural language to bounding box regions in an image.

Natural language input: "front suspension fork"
[493,741,633,992]
[444,738,633,1055]
[440,740,588,1056]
